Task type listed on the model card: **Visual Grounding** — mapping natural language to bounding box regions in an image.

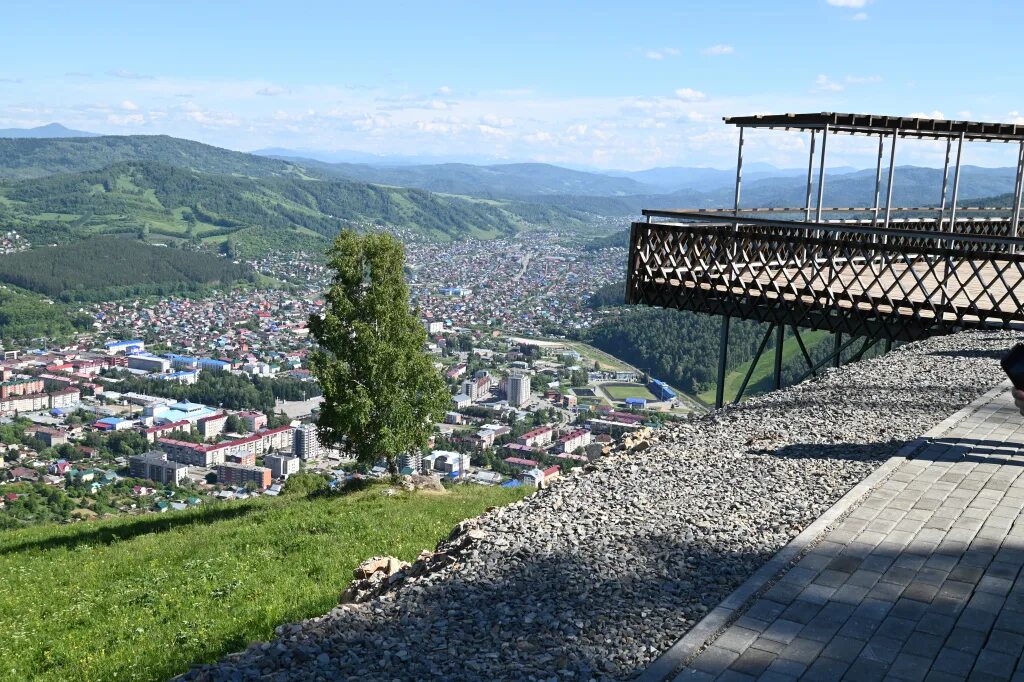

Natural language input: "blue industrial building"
[647,379,676,401]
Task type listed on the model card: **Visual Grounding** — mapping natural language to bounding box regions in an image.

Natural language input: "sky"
[1,0,1023,170]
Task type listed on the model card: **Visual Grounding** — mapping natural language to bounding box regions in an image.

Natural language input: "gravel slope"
[181,330,1014,681]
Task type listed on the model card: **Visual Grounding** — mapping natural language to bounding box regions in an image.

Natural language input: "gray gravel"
[180,330,1014,682]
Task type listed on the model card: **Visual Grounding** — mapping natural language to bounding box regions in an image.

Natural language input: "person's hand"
[1013,387,1024,415]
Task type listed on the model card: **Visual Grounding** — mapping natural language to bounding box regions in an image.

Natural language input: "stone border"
[637,379,1012,682]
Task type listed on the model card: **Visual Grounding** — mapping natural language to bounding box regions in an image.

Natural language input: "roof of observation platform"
[724,112,1024,142]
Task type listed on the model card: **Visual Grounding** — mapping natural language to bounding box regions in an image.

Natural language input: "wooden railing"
[626,212,1024,341]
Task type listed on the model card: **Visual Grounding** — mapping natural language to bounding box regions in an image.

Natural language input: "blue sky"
[1,0,1022,169]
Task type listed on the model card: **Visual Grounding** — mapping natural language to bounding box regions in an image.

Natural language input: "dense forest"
[0,287,92,342]
[105,369,321,413]
[584,306,768,394]
[0,238,254,301]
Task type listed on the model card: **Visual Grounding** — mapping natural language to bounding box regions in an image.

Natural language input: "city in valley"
[0,228,693,527]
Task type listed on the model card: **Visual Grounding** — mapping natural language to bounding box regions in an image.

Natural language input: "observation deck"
[626,113,1024,406]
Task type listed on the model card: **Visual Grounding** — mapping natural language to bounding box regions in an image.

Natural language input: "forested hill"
[0,135,314,181]
[0,238,254,301]
[0,161,586,248]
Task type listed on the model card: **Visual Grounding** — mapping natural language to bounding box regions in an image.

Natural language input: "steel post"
[884,131,898,229]
[938,138,952,229]
[833,331,842,368]
[815,124,829,231]
[872,135,885,226]
[773,325,784,390]
[715,315,731,409]
[804,129,817,222]
[949,131,965,229]
[1012,141,1024,241]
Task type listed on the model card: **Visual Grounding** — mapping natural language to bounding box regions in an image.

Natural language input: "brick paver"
[675,389,1024,681]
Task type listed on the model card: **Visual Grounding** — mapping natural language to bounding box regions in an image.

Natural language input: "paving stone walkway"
[664,381,1024,681]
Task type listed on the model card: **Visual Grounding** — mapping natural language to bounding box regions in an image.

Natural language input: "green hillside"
[0,161,580,248]
[0,238,254,301]
[0,482,526,682]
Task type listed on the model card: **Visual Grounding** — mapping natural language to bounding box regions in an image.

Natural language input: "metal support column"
[949,131,965,228]
[938,138,952,228]
[833,331,842,368]
[804,129,817,222]
[814,124,829,228]
[1011,141,1024,242]
[884,131,898,229]
[872,135,885,228]
[715,315,731,409]
[773,325,785,390]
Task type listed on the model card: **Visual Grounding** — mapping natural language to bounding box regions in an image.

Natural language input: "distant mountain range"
[0,123,100,139]
[0,129,1020,260]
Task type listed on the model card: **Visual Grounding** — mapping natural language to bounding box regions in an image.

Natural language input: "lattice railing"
[626,215,1024,341]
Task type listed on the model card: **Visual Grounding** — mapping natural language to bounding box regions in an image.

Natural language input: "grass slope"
[0,484,526,682]
[697,329,831,405]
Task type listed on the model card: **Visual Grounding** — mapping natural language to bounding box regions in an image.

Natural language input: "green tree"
[309,230,449,476]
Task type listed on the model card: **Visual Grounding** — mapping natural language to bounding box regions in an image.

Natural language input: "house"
[522,465,560,489]
[8,466,39,482]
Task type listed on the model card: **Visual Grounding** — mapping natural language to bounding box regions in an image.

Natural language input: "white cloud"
[909,110,945,120]
[645,47,681,60]
[826,0,867,6]
[674,88,707,102]
[813,74,843,92]
[121,100,139,110]
[701,44,734,56]
[436,85,453,95]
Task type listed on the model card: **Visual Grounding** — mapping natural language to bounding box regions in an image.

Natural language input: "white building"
[506,371,530,407]
[265,454,300,479]
[293,423,321,459]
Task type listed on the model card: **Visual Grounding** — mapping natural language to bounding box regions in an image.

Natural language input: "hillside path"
[656,381,1024,681]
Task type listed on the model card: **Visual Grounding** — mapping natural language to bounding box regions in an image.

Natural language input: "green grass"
[565,341,636,373]
[697,330,831,405]
[602,383,658,401]
[0,483,526,682]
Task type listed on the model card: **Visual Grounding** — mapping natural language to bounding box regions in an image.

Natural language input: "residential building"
[461,375,491,402]
[129,451,188,486]
[293,423,321,459]
[0,377,44,399]
[518,426,554,448]
[506,371,530,407]
[398,451,422,474]
[159,425,293,467]
[265,454,300,479]
[238,410,267,432]
[226,451,256,466]
[197,412,227,439]
[31,426,68,447]
[140,419,191,443]
[557,428,592,454]
[49,387,81,409]
[216,462,271,490]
